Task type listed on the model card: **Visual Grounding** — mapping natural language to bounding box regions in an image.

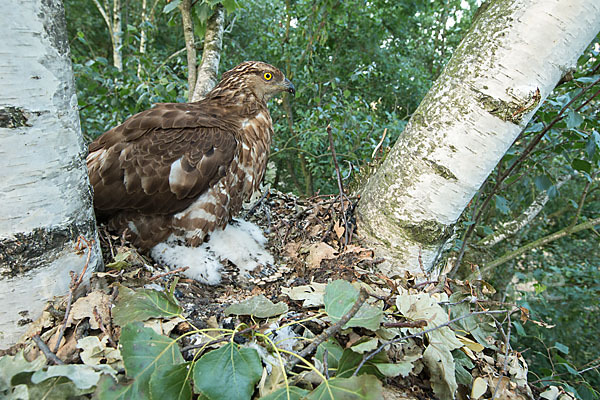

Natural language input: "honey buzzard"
[87,61,295,250]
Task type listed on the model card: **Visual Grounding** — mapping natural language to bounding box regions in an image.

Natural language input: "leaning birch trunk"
[356,0,600,276]
[191,5,225,101]
[0,0,102,348]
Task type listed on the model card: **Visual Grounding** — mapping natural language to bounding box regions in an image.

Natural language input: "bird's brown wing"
[87,102,239,217]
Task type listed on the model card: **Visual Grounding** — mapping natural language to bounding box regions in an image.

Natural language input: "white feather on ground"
[150,218,273,285]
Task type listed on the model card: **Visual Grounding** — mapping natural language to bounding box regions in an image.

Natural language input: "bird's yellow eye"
[263,72,272,81]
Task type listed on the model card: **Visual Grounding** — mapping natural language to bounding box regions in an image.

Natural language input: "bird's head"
[214,61,295,102]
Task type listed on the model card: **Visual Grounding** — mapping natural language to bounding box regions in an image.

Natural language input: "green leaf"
[374,362,414,378]
[336,349,387,379]
[27,376,94,399]
[259,386,309,400]
[566,110,584,129]
[534,175,553,191]
[0,352,45,391]
[554,342,569,355]
[221,0,241,14]
[193,343,262,400]
[585,130,600,158]
[350,338,379,354]
[31,364,110,390]
[306,375,383,400]
[423,343,458,400]
[163,0,181,14]
[453,350,474,386]
[149,363,192,400]
[116,323,185,399]
[224,295,288,318]
[315,338,344,373]
[494,195,510,215]
[571,158,592,174]
[323,280,383,331]
[113,285,182,326]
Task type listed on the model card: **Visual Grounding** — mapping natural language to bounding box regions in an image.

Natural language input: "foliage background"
[64,0,599,396]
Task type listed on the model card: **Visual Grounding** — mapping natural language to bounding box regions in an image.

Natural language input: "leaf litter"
[1,189,538,400]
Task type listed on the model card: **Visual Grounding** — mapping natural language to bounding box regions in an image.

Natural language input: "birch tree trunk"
[356,0,600,276]
[92,0,123,71]
[180,0,197,102]
[191,5,225,101]
[0,0,102,348]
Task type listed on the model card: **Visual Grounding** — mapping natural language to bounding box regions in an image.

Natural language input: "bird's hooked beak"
[283,78,295,96]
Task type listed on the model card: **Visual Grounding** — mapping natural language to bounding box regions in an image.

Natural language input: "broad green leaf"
[324,280,383,331]
[149,363,192,400]
[336,349,387,379]
[306,375,383,400]
[163,0,181,13]
[26,376,94,399]
[571,158,592,174]
[193,343,262,400]
[0,352,45,391]
[350,338,379,354]
[374,362,414,378]
[585,130,600,158]
[554,342,569,355]
[534,175,553,191]
[224,295,288,318]
[31,364,112,390]
[113,285,182,326]
[315,338,344,373]
[494,195,510,215]
[117,323,185,399]
[423,343,458,400]
[258,386,309,400]
[566,110,584,129]
[93,374,132,400]
[221,0,241,14]
[453,350,474,386]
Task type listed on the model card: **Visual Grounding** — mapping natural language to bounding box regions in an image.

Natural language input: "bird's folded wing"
[87,104,238,216]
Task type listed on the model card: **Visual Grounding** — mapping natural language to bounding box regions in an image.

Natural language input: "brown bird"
[87,61,295,250]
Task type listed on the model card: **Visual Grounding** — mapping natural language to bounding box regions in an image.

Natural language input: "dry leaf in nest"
[281,282,326,307]
[67,290,112,330]
[305,242,337,268]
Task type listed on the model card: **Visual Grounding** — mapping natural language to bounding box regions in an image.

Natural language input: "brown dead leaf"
[334,220,345,239]
[284,242,302,258]
[68,290,111,330]
[305,242,337,268]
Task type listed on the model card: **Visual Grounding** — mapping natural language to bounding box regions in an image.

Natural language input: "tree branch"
[191,4,224,101]
[180,0,197,101]
[478,174,572,247]
[482,216,600,272]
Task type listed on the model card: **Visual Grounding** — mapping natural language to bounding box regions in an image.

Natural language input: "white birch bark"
[356,0,600,276]
[191,5,225,102]
[0,0,102,348]
[92,0,123,71]
[137,0,148,78]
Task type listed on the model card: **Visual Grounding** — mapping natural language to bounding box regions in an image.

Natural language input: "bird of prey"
[87,61,295,251]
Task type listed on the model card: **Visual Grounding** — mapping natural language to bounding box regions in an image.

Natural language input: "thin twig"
[354,309,511,376]
[371,128,388,159]
[491,312,512,399]
[149,266,189,281]
[93,306,117,347]
[327,124,350,249]
[180,327,254,353]
[287,288,369,371]
[53,236,94,353]
[33,335,64,365]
